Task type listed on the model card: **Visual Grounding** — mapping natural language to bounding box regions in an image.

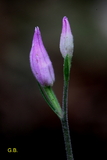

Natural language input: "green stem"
[61,55,74,160]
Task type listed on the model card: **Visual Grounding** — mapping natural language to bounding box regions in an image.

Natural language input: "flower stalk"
[61,55,74,160]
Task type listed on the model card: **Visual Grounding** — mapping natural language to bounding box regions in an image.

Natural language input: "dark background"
[0,0,107,159]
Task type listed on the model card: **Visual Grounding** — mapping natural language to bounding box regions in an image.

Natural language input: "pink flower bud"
[30,27,55,86]
[59,16,74,58]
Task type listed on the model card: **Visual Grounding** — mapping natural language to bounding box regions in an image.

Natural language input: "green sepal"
[38,83,63,119]
[63,55,72,82]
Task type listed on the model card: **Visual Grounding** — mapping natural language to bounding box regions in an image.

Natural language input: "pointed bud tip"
[63,16,68,21]
[35,26,39,30]
[34,26,40,34]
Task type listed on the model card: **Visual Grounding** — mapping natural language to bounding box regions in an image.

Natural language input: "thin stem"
[61,55,74,160]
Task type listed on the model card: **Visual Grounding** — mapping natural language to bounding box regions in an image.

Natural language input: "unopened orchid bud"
[30,27,55,86]
[60,16,74,58]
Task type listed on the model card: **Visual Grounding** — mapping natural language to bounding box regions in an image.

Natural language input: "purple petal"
[30,27,55,86]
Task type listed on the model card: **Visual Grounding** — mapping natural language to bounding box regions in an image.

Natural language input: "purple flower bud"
[30,27,55,86]
[59,16,74,58]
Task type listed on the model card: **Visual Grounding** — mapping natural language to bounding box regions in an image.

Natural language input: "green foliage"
[38,83,63,119]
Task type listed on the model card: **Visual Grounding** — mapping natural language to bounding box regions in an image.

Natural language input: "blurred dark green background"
[0,0,107,159]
